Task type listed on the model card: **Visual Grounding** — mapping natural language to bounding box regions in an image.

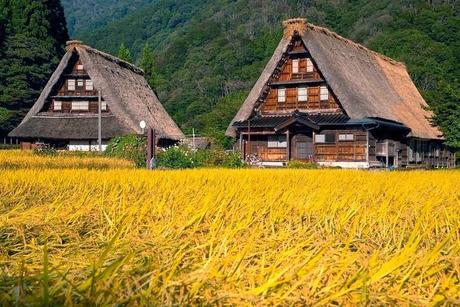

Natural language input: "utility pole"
[98,89,102,152]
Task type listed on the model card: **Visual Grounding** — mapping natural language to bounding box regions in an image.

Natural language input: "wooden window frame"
[298,87,308,102]
[86,80,94,91]
[315,133,335,144]
[101,101,108,111]
[278,88,286,103]
[338,134,354,142]
[71,101,89,111]
[320,86,329,101]
[292,59,300,74]
[53,100,62,111]
[68,79,76,91]
[268,135,287,148]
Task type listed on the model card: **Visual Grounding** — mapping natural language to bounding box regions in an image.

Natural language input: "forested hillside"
[0,0,68,136]
[63,0,459,147]
[1,0,458,147]
[61,0,157,36]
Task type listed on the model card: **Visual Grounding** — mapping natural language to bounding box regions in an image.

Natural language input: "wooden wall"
[261,87,339,113]
[314,130,367,162]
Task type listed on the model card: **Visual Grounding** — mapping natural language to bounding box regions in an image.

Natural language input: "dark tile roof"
[233,112,410,132]
[233,112,350,128]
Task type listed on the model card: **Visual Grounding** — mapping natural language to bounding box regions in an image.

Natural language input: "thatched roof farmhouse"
[227,18,454,168]
[9,41,183,150]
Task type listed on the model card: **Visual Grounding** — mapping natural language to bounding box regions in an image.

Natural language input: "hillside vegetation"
[0,154,459,304]
[67,0,460,147]
[0,0,68,136]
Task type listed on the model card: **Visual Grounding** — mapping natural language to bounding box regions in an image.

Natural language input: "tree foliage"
[0,0,68,136]
[118,42,133,63]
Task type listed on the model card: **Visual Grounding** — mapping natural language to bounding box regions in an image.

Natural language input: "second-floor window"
[77,79,84,87]
[101,101,107,111]
[320,86,329,101]
[298,87,308,102]
[72,101,89,111]
[53,100,62,111]
[306,58,314,72]
[292,59,299,74]
[86,80,94,91]
[68,79,76,91]
[278,88,286,103]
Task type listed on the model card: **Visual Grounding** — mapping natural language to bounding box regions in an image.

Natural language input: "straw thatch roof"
[226,18,442,140]
[9,41,184,141]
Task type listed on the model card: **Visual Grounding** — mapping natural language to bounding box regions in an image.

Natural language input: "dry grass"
[0,151,459,305]
[0,150,134,170]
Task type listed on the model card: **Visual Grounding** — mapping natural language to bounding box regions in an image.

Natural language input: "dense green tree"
[0,0,68,136]
[118,42,133,63]
[139,43,158,89]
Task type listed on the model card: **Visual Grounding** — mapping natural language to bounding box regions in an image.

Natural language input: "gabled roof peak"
[283,18,308,38]
[65,40,144,75]
[66,40,84,51]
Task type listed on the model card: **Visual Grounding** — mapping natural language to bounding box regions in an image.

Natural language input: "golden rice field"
[0,151,459,305]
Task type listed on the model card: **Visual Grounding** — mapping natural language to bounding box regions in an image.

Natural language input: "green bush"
[106,135,146,167]
[156,146,245,169]
[157,146,194,169]
[287,160,319,169]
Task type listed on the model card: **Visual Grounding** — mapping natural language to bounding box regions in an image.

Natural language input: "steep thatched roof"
[10,41,184,140]
[226,18,442,140]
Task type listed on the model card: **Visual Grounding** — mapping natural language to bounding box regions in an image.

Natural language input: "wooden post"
[286,130,290,161]
[239,133,243,159]
[98,89,102,152]
[247,119,251,158]
[147,128,154,169]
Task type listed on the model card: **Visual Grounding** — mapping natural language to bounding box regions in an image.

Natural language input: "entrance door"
[293,134,314,160]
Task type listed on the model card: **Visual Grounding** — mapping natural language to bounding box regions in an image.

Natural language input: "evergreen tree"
[118,43,133,63]
[139,43,157,88]
[0,0,69,136]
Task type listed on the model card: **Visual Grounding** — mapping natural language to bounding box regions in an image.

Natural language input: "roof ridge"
[306,23,406,68]
[66,40,144,75]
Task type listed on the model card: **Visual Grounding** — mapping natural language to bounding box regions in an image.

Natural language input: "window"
[77,64,84,71]
[268,135,287,148]
[53,100,62,111]
[101,101,108,111]
[306,58,314,72]
[292,59,299,74]
[77,79,84,87]
[315,133,335,143]
[71,101,89,111]
[338,134,354,141]
[320,86,329,101]
[298,87,308,102]
[68,79,76,91]
[278,88,286,103]
[86,80,94,91]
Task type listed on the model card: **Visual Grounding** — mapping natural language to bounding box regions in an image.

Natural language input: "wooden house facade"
[9,41,184,151]
[227,19,455,168]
